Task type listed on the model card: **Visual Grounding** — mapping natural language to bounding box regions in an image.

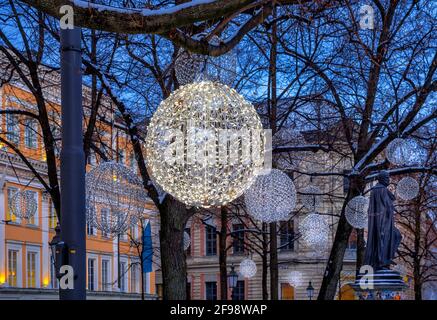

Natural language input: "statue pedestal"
[351,269,407,300]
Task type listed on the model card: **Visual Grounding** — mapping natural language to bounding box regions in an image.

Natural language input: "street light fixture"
[227,264,238,300]
[49,223,65,281]
[306,281,315,300]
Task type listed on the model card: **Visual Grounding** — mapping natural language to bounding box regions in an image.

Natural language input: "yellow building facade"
[0,82,157,299]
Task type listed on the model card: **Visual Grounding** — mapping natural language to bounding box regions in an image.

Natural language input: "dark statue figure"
[364,170,402,270]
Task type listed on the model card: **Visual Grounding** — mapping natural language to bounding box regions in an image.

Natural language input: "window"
[120,262,127,292]
[26,191,38,225]
[205,225,217,256]
[24,119,37,149]
[118,150,125,164]
[156,284,163,300]
[205,281,217,300]
[8,250,18,286]
[27,252,37,287]
[281,283,294,300]
[131,264,138,293]
[87,220,95,236]
[347,229,357,250]
[6,187,18,222]
[6,113,20,145]
[102,259,110,291]
[232,224,245,254]
[88,258,96,291]
[232,280,245,300]
[280,220,295,251]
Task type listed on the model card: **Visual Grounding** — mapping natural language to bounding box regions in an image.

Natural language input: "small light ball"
[9,190,37,220]
[244,169,296,223]
[145,81,265,208]
[183,231,191,251]
[239,258,257,278]
[286,271,304,287]
[345,196,369,229]
[175,50,205,86]
[86,162,148,236]
[300,185,322,212]
[386,138,412,166]
[299,213,329,247]
[396,177,420,201]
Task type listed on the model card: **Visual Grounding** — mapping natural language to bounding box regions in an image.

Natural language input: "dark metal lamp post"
[306,281,314,300]
[227,264,238,300]
[49,223,65,282]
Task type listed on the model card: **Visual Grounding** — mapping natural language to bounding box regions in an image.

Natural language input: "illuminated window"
[8,250,18,287]
[27,252,36,288]
[6,187,18,222]
[24,119,38,149]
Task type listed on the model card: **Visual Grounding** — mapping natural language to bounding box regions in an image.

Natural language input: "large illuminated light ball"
[86,162,148,236]
[244,169,296,223]
[300,185,322,212]
[145,81,265,208]
[345,196,369,229]
[396,177,420,201]
[386,138,412,166]
[9,190,37,220]
[239,258,257,278]
[286,271,304,287]
[299,213,329,247]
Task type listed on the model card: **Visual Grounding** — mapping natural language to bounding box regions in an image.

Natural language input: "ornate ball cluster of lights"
[145,81,265,208]
[9,190,37,220]
[345,196,369,229]
[396,177,420,201]
[183,231,191,251]
[286,270,304,287]
[85,162,149,236]
[386,138,412,166]
[299,213,329,247]
[175,50,205,86]
[239,258,257,278]
[244,169,296,223]
[300,185,322,212]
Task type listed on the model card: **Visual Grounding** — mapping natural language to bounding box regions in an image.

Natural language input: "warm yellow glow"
[113,174,118,182]
[42,154,47,161]
[42,277,50,287]
[0,274,6,284]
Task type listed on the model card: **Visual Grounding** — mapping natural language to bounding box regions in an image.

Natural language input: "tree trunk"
[262,223,269,300]
[269,222,278,300]
[318,177,364,300]
[356,228,366,275]
[219,207,228,300]
[159,196,190,300]
[413,202,422,300]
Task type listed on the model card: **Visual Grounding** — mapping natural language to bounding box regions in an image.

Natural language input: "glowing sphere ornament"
[239,258,257,278]
[299,213,329,247]
[145,81,265,208]
[244,169,296,223]
[86,162,148,236]
[183,231,191,251]
[300,185,322,212]
[345,196,369,229]
[8,190,37,220]
[396,177,419,201]
[286,271,304,287]
[175,50,205,85]
[386,138,411,166]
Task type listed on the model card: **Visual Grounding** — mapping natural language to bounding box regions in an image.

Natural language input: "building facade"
[0,80,157,299]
